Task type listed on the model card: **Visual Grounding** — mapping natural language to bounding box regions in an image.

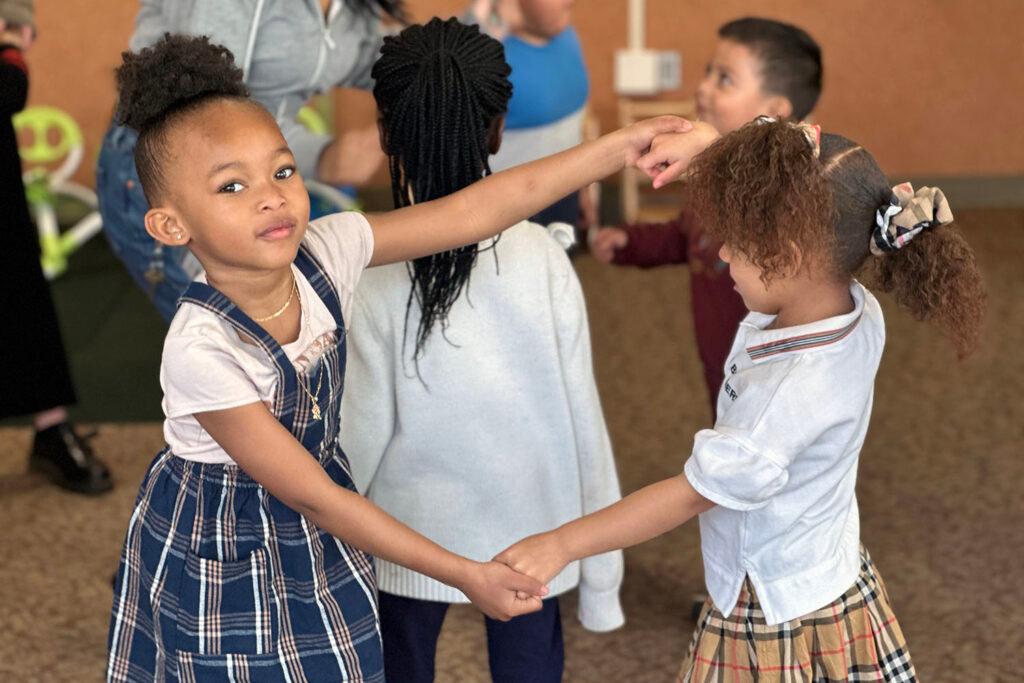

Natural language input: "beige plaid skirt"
[678,546,916,682]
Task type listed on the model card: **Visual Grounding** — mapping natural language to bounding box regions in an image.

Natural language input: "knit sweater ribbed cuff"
[577,582,625,632]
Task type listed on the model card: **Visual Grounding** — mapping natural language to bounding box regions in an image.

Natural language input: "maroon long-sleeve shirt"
[612,210,748,419]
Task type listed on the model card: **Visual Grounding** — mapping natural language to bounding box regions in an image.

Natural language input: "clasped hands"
[492,529,573,603]
[635,119,720,189]
[462,530,571,621]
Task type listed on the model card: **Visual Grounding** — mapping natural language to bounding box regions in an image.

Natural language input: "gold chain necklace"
[289,285,326,421]
[300,362,325,421]
[251,276,297,323]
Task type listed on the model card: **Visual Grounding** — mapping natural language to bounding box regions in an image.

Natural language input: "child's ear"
[144,208,190,247]
[487,115,506,155]
[766,96,794,121]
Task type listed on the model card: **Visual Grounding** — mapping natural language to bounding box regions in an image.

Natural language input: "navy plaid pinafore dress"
[107,246,383,682]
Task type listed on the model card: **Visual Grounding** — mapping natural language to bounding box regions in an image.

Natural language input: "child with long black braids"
[496,118,985,681]
[340,18,624,682]
[104,33,692,682]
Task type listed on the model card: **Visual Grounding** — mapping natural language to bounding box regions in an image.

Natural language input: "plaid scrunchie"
[753,115,821,158]
[870,183,954,256]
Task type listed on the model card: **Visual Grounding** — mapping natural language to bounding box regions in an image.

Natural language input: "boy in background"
[591,17,822,419]
[468,0,593,228]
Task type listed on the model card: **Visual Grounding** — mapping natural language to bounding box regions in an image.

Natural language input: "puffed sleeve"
[684,429,789,511]
[684,359,827,510]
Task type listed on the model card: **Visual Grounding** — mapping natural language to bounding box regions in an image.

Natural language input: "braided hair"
[372,17,512,360]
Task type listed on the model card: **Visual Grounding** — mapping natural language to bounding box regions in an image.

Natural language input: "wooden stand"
[618,98,696,223]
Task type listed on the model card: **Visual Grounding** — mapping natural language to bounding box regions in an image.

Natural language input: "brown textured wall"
[22,0,1024,187]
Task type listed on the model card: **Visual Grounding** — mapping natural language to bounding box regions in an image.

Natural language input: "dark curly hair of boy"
[684,118,986,358]
[115,33,254,204]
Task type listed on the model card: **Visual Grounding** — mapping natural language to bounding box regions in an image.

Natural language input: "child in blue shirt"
[468,0,591,227]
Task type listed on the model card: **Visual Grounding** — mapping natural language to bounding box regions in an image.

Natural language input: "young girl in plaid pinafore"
[109,244,383,681]
[105,33,686,682]
[494,118,985,682]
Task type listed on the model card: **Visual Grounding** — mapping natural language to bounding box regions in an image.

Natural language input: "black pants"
[379,592,565,683]
[530,192,580,227]
[0,140,76,418]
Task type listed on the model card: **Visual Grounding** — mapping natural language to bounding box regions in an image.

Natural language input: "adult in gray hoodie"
[96,0,403,321]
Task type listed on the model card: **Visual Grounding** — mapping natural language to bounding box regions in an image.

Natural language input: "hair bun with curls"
[115,33,249,132]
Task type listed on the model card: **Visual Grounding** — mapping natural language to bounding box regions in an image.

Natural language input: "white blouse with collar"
[684,282,886,625]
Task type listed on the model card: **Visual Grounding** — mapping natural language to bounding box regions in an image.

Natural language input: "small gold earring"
[173,232,183,241]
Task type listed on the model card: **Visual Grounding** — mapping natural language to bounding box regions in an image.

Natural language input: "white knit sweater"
[339,221,624,632]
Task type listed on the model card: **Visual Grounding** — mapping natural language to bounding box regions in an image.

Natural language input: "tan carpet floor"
[1,208,1021,682]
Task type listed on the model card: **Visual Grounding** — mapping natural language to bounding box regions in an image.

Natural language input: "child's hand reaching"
[493,530,571,592]
[637,121,721,189]
[459,560,550,621]
[589,227,629,264]
[616,116,694,167]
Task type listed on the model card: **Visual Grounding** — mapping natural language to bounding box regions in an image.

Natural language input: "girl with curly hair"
[104,32,689,682]
[496,117,985,682]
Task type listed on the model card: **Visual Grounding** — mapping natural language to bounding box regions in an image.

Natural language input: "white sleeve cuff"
[576,583,625,633]
[683,429,789,511]
[683,457,769,512]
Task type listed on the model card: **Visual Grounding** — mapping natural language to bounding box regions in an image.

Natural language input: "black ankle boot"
[29,422,113,495]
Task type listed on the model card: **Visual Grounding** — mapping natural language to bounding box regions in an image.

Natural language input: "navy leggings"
[379,592,564,683]
[531,192,580,228]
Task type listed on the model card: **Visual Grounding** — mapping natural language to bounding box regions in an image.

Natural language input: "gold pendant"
[311,401,322,421]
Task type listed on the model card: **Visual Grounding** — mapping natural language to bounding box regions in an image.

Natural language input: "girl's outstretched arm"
[365,116,692,266]
[196,402,547,621]
[494,475,715,585]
